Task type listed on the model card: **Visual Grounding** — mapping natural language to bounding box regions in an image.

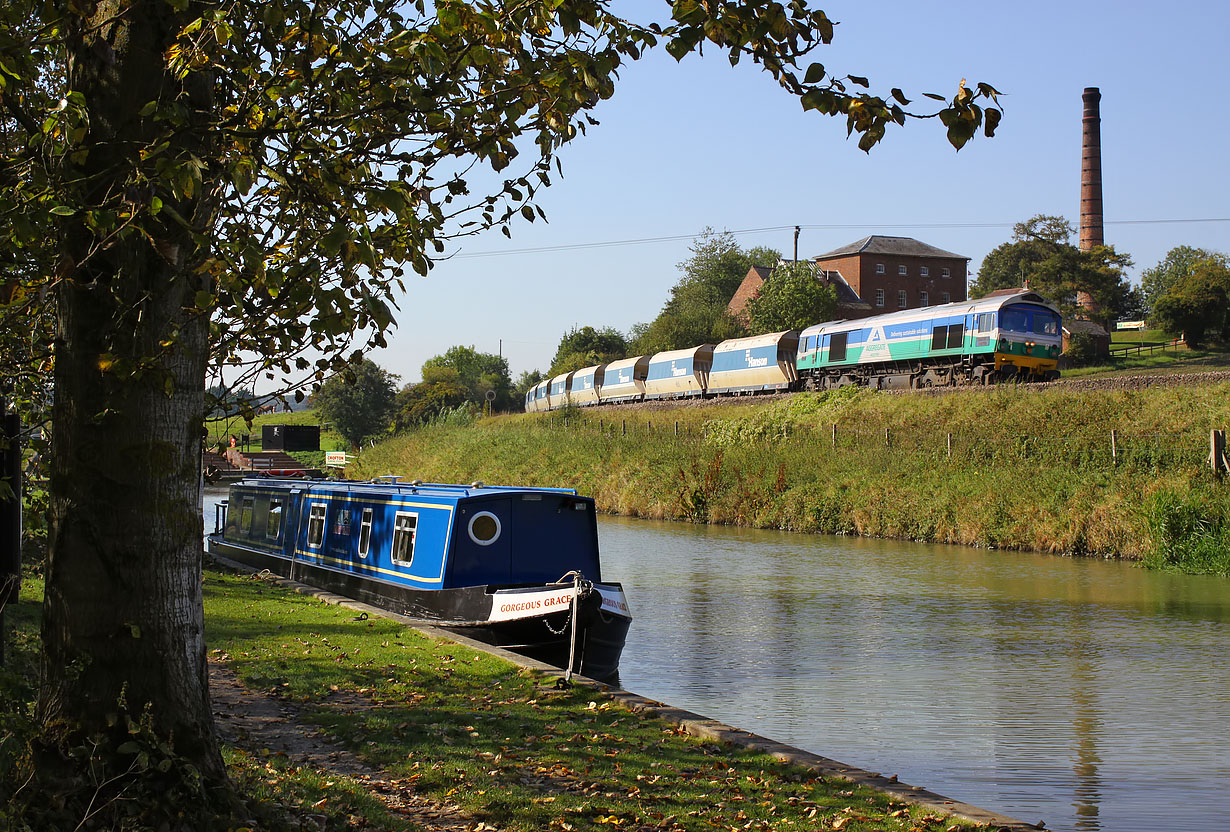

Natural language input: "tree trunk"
[35,0,230,816]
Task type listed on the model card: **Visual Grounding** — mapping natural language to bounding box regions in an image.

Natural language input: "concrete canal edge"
[210,556,1044,832]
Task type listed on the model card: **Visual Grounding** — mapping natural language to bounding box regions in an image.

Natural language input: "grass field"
[351,380,1230,574]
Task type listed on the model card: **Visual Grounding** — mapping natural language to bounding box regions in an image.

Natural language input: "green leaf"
[804,62,826,84]
[984,107,1002,137]
[50,205,75,216]
[890,88,910,105]
[116,742,140,755]
[138,100,158,117]
[847,75,869,88]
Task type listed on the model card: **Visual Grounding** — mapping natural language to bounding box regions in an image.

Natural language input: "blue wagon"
[207,477,631,680]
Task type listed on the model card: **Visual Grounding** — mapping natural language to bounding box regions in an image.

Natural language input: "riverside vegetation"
[0,553,985,832]
[351,383,1230,576]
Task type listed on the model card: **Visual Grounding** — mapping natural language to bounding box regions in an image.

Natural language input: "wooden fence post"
[947,432,952,459]
[832,424,837,449]
[622,419,626,436]
[1111,429,1118,465]
[1211,429,1228,475]
[674,421,679,437]
[884,427,891,447]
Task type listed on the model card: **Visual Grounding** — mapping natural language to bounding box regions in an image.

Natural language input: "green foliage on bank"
[354,384,1230,573]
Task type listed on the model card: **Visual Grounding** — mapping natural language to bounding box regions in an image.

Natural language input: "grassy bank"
[1,558,987,831]
[351,384,1230,574]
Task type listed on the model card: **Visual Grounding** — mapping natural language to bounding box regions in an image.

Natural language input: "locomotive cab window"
[931,325,948,350]
[390,512,418,567]
[1033,310,1060,335]
[307,503,327,548]
[829,332,848,362]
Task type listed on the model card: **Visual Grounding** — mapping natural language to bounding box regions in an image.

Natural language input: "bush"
[1143,490,1230,574]
[1063,331,1099,367]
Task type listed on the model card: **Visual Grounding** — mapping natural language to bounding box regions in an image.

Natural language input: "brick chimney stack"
[1079,87,1104,251]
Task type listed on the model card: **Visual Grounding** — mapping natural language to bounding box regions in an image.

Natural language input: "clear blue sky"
[370,0,1230,385]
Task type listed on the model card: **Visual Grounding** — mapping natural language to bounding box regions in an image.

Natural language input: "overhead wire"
[449,217,1230,260]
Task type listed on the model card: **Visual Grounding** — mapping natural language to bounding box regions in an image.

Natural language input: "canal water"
[202,489,1229,831]
[596,515,1230,832]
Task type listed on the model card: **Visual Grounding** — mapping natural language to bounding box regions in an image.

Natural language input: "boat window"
[239,497,254,535]
[1033,310,1060,336]
[947,323,964,350]
[267,500,283,540]
[307,503,327,548]
[358,508,373,558]
[829,332,847,362]
[390,512,418,566]
[468,511,502,546]
[1001,308,1030,332]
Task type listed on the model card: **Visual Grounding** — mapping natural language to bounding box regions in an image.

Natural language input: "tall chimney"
[1079,87,1103,251]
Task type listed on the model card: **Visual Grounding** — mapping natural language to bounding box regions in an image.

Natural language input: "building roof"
[726,265,773,320]
[813,235,968,262]
[1063,319,1109,337]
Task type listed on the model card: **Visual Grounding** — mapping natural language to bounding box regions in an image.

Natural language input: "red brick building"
[812,235,969,317]
[726,235,969,325]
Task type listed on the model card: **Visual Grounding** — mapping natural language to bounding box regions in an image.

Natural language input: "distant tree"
[1151,257,1230,347]
[204,384,257,418]
[746,263,838,332]
[1140,246,1227,317]
[631,230,780,353]
[970,214,1132,325]
[421,345,514,411]
[548,326,628,376]
[313,360,399,449]
[392,366,471,430]
[513,369,547,406]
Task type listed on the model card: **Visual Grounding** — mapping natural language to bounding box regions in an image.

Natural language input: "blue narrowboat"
[206,476,632,680]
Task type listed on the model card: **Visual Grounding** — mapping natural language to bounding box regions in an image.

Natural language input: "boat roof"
[232,476,579,501]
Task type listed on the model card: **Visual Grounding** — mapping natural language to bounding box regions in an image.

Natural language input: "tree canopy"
[548,326,628,376]
[421,345,513,410]
[1151,255,1230,347]
[0,0,1003,822]
[631,229,781,353]
[745,262,838,333]
[1139,246,1226,318]
[312,359,399,448]
[970,215,1133,325]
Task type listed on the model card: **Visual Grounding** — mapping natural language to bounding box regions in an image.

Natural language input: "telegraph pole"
[793,225,800,262]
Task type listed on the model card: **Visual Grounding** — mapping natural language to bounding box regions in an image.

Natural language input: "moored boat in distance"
[206,476,631,680]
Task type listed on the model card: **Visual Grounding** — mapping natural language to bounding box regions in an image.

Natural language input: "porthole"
[467,511,501,546]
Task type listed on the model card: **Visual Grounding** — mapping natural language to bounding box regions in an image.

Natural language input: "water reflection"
[597,515,1230,832]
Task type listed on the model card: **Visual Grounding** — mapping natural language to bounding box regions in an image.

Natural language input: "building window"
[920,266,929,277]
[391,512,418,567]
[942,267,951,278]
[920,291,929,307]
[942,292,951,303]
[875,263,885,274]
[875,288,885,307]
[898,265,907,276]
[897,290,907,308]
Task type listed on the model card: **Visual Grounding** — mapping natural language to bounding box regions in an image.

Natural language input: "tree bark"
[36,0,229,812]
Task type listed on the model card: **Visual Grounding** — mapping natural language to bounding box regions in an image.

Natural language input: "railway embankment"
[354,376,1230,575]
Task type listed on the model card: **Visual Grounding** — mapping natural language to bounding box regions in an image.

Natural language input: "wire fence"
[526,413,1216,473]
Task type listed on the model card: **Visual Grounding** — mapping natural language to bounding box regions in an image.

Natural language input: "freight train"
[525,290,1062,411]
